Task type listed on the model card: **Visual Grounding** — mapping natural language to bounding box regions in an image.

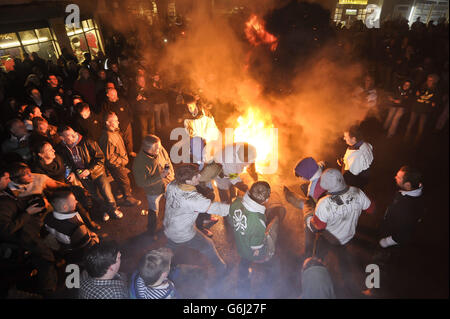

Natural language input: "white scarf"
[242,192,266,215]
[400,185,423,197]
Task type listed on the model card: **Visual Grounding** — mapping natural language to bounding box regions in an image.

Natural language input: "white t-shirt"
[315,186,371,245]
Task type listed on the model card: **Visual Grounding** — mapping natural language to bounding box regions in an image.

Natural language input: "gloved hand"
[283,186,304,209]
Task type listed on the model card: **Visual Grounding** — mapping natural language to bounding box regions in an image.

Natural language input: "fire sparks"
[234,107,277,174]
[244,14,278,52]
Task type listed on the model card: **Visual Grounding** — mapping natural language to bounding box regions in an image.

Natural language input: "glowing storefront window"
[339,0,368,4]
[66,18,104,62]
[0,28,59,71]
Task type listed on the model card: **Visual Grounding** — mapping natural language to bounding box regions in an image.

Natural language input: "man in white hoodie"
[163,164,230,277]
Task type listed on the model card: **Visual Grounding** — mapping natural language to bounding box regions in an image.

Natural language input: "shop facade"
[395,0,449,25]
[333,0,384,27]
[0,0,105,71]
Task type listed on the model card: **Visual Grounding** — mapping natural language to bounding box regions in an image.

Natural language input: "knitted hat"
[294,157,319,180]
[320,169,347,193]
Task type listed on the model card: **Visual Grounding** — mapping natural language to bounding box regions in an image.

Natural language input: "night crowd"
[0,15,448,299]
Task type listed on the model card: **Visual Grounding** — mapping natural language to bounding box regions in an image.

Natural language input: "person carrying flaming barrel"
[284,156,328,257]
[212,142,258,204]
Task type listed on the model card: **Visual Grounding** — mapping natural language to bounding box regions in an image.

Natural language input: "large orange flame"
[234,107,277,174]
[244,14,278,52]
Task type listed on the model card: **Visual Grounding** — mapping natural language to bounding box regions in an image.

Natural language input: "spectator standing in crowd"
[405,74,441,144]
[79,241,128,299]
[99,112,141,207]
[102,86,135,156]
[107,61,127,98]
[94,69,109,113]
[129,247,177,299]
[27,88,44,109]
[132,135,173,235]
[352,74,378,120]
[150,73,170,130]
[73,67,97,109]
[378,166,425,249]
[130,74,155,145]
[72,102,103,142]
[384,79,414,138]
[42,74,64,107]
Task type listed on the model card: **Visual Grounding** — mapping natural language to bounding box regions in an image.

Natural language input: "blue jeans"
[146,194,163,234]
[166,228,227,276]
[81,174,117,215]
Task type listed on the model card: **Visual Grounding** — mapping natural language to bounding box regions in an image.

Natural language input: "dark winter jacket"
[72,113,103,141]
[382,189,425,245]
[101,98,132,130]
[56,135,106,180]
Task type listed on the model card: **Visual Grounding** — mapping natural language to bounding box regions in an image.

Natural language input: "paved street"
[50,116,449,299]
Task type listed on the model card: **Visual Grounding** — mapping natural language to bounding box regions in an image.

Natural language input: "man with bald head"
[99,111,141,207]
